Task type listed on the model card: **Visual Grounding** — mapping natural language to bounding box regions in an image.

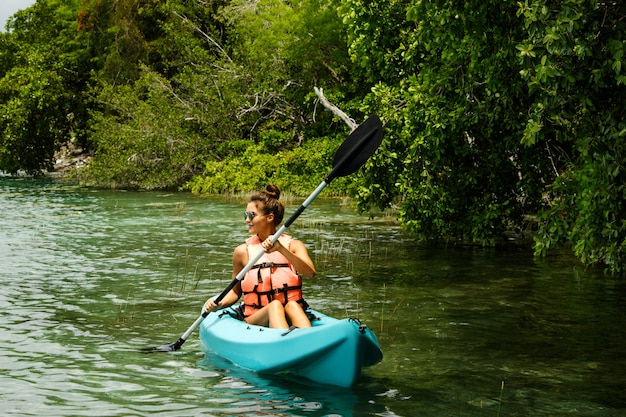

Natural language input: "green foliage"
[220,0,352,124]
[0,60,67,173]
[517,0,626,272]
[0,0,107,173]
[78,66,242,189]
[341,0,545,245]
[186,135,343,196]
[0,0,83,174]
[534,139,626,273]
[340,0,626,271]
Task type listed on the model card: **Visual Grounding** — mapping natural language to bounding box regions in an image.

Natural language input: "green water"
[1,177,625,416]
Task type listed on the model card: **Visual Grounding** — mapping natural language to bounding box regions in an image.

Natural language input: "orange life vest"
[240,235,304,317]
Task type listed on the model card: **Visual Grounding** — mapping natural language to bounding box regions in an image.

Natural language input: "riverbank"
[46,140,539,251]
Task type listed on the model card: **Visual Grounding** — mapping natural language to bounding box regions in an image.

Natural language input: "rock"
[53,140,92,173]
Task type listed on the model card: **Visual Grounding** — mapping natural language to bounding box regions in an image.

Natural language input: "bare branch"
[313,86,357,131]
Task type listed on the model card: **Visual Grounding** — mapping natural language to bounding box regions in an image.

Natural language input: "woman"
[204,184,316,329]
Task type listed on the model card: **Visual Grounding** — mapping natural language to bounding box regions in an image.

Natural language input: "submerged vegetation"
[1,0,625,273]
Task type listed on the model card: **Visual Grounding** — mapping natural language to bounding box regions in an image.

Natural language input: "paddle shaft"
[176,180,329,343]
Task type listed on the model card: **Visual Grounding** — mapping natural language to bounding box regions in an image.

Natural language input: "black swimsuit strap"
[250,262,289,269]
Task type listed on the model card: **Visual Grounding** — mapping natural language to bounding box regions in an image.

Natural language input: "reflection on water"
[197,355,360,416]
[1,177,625,416]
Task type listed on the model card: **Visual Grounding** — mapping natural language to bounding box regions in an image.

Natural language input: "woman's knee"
[284,300,302,313]
[284,301,311,328]
[268,299,285,312]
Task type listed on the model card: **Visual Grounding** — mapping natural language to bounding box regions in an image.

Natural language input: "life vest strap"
[251,262,290,284]
[274,283,303,294]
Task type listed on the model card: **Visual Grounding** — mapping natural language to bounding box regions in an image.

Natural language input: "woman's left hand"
[262,235,282,253]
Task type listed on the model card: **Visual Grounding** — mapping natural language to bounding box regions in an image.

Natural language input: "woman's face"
[244,202,273,234]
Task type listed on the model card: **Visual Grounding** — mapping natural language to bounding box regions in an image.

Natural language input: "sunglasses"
[244,211,258,221]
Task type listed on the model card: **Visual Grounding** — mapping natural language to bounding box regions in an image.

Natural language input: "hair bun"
[265,184,281,200]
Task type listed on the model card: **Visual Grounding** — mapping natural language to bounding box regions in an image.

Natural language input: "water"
[1,177,625,416]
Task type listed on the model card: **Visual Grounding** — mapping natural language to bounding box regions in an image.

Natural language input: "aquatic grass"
[190,261,205,292]
[380,296,404,341]
[467,380,506,416]
[297,220,381,276]
[116,290,135,323]
[314,236,348,262]
[497,380,505,417]
[167,249,208,296]
[380,283,386,334]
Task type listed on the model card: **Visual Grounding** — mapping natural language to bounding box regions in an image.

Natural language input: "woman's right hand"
[204,297,220,313]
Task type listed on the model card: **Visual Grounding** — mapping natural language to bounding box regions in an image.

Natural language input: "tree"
[77,0,248,188]
[81,68,225,189]
[0,58,67,173]
[517,0,626,273]
[340,0,548,244]
[219,0,354,130]
[340,0,626,271]
[0,1,81,174]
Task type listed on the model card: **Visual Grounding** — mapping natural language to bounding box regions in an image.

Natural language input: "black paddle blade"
[327,114,384,182]
[140,338,184,353]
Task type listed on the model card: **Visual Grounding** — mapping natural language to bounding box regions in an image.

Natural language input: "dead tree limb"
[314,86,357,131]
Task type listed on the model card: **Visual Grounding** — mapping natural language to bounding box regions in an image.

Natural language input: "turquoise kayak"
[198,309,383,387]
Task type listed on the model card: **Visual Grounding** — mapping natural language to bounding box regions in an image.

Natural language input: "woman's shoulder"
[277,234,293,244]
[245,235,261,245]
[233,243,248,257]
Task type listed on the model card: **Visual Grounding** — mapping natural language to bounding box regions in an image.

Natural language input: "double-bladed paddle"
[143,114,384,352]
